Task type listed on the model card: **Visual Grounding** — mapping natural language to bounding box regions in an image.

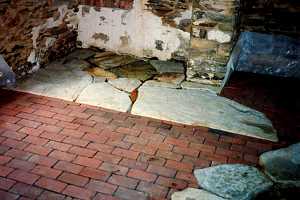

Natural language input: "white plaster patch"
[207,30,231,43]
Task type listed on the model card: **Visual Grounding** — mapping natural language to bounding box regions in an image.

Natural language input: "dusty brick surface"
[0,90,283,199]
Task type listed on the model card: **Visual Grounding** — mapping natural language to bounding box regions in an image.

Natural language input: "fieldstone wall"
[187,0,239,83]
[0,0,77,77]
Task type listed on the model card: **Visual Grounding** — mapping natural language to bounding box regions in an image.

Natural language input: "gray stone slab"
[67,48,96,60]
[194,164,273,200]
[181,81,219,93]
[131,86,278,141]
[108,78,142,93]
[149,60,184,74]
[259,142,300,188]
[171,188,225,200]
[89,54,137,70]
[76,82,132,112]
[0,55,16,87]
[143,80,180,89]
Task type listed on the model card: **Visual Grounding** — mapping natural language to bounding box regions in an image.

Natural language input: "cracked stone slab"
[108,78,142,93]
[259,142,300,188]
[154,73,185,86]
[149,60,184,74]
[66,48,96,60]
[172,188,225,200]
[76,82,132,112]
[89,54,137,70]
[132,86,278,141]
[143,80,180,89]
[194,164,273,200]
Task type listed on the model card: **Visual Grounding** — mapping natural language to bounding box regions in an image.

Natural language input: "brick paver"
[0,90,284,199]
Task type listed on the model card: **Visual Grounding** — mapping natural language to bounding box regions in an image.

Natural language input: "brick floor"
[0,89,287,199]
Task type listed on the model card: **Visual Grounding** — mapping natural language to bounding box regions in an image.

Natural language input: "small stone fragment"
[171,188,225,200]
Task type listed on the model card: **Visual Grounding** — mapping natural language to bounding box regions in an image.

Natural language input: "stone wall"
[0,0,77,77]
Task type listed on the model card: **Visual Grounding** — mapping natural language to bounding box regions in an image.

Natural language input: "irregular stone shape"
[194,164,273,200]
[172,188,225,200]
[86,67,118,79]
[259,143,300,188]
[108,78,142,93]
[207,30,231,43]
[0,55,16,87]
[64,59,91,70]
[132,86,277,141]
[143,80,180,89]
[89,54,137,70]
[67,48,96,60]
[111,61,157,81]
[181,81,219,93]
[229,31,300,78]
[76,82,132,112]
[149,60,185,74]
[154,73,185,85]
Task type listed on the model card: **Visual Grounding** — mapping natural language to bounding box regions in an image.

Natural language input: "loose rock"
[172,188,225,200]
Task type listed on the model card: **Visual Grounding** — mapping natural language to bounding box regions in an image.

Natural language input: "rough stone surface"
[194,164,273,200]
[0,55,15,87]
[76,82,132,112]
[181,81,219,93]
[259,143,300,188]
[154,73,185,86]
[89,54,137,70]
[108,78,142,93]
[172,188,225,200]
[143,80,180,89]
[132,86,278,141]
[149,60,184,74]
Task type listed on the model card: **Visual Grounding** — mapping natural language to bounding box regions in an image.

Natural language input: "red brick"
[107,138,132,149]
[35,177,67,192]
[164,137,189,147]
[45,141,71,151]
[115,187,147,200]
[0,177,16,190]
[37,191,65,200]
[33,110,55,118]
[147,141,173,151]
[199,152,228,163]
[80,167,110,181]
[128,169,157,182]
[95,152,122,164]
[2,130,27,140]
[60,129,85,138]
[215,147,243,159]
[56,121,80,129]
[86,180,117,195]
[0,155,12,164]
[73,156,102,168]
[53,114,75,122]
[219,135,246,145]
[18,127,43,136]
[5,149,32,160]
[10,182,43,199]
[176,171,198,183]
[28,155,57,167]
[124,135,148,145]
[31,165,62,178]
[244,154,259,164]
[173,146,200,157]
[38,124,62,134]
[156,150,183,161]
[189,143,216,153]
[40,131,66,142]
[147,164,176,178]
[139,132,165,143]
[130,144,157,155]
[0,121,22,131]
[1,115,20,123]
[112,148,139,160]
[90,115,112,123]
[2,138,28,150]
[99,162,129,175]
[68,111,91,119]
[58,172,89,186]
[24,144,51,156]
[17,119,41,128]
[7,159,36,171]
[137,181,168,199]
[82,133,108,143]
[165,160,193,172]
[54,160,83,174]
[138,153,166,166]
[73,118,96,127]
[8,170,40,184]
[119,158,148,170]
[49,150,76,161]
[0,165,14,177]
[133,124,157,133]
[156,176,187,190]
[93,193,120,200]
[63,185,94,200]
[108,174,138,189]
[116,127,140,136]
[68,146,96,157]
[23,135,48,145]
[63,136,89,147]
[87,142,114,153]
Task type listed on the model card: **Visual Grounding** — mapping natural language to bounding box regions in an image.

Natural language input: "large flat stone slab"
[76,82,132,112]
[194,164,273,200]
[172,188,225,200]
[259,142,300,188]
[108,78,142,93]
[132,86,277,141]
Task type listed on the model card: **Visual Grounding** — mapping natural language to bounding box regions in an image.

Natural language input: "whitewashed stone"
[259,142,300,188]
[171,188,225,200]
[207,30,231,43]
[108,78,141,93]
[132,86,277,141]
[76,82,132,112]
[194,164,273,200]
